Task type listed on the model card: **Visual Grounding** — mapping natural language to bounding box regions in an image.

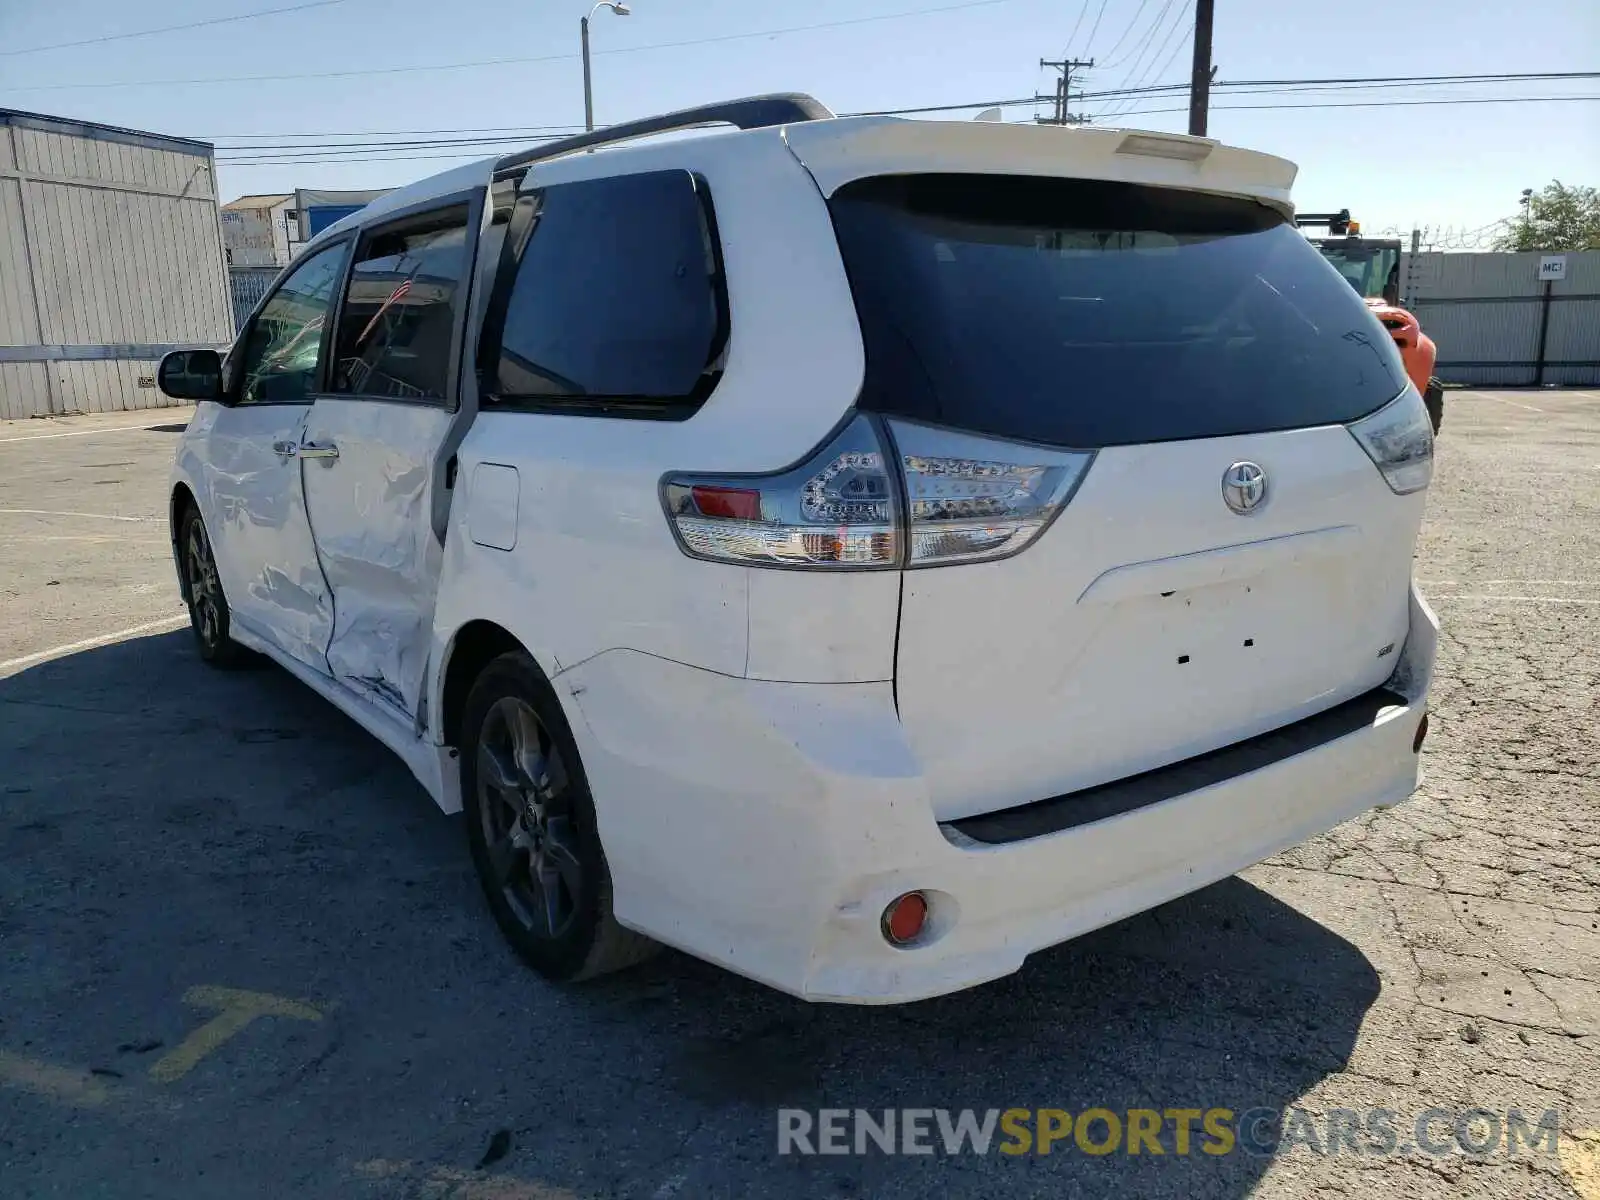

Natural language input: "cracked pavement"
[1,390,1597,1199]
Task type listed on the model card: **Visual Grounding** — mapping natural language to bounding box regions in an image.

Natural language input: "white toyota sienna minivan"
[159,94,1437,1003]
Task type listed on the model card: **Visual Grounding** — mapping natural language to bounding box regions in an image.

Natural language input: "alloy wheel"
[475,696,583,940]
[186,519,223,648]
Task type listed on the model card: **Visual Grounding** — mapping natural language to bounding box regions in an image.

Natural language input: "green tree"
[1494,181,1600,252]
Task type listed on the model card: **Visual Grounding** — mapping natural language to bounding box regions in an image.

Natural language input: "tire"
[1424,378,1444,435]
[178,504,251,669]
[460,651,658,982]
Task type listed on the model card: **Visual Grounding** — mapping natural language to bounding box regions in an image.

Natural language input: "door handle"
[271,440,297,458]
[299,441,339,461]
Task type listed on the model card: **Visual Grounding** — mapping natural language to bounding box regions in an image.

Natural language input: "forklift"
[1297,209,1444,433]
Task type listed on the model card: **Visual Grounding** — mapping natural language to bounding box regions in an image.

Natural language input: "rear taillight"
[662,415,900,568]
[889,420,1093,566]
[1347,385,1433,495]
[663,416,1093,570]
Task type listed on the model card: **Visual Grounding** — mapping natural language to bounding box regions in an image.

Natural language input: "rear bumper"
[559,586,1437,1004]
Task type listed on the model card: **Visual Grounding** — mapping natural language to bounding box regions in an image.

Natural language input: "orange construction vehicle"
[1297,210,1444,432]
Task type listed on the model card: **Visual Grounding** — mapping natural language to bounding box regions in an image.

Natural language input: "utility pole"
[1188,0,1216,136]
[1037,57,1094,125]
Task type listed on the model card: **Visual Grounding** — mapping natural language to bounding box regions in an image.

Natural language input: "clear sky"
[1,0,1595,240]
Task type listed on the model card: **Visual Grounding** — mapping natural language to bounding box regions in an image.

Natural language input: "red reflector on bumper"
[881,892,928,946]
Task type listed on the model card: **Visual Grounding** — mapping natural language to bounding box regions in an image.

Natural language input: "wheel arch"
[438,619,553,750]
[170,480,199,601]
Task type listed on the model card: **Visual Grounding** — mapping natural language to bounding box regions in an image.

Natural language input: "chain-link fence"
[227,267,280,334]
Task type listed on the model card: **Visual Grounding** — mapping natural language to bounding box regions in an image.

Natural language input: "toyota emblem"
[1222,461,1267,514]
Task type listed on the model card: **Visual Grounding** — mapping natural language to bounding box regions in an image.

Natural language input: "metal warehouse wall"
[1408,251,1600,388]
[0,111,234,420]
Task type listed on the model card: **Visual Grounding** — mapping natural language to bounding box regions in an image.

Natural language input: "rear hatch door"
[828,173,1425,821]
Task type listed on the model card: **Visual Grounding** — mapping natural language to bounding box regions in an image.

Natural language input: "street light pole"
[581,2,630,133]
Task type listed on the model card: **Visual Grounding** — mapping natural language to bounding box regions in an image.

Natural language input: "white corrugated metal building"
[0,108,234,420]
[221,192,295,268]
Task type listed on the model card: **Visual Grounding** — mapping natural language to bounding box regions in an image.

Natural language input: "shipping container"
[0,108,233,419]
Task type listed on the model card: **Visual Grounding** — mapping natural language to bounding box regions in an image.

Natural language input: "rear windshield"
[828,174,1407,447]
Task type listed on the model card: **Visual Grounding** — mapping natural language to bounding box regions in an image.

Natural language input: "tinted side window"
[237,241,350,406]
[332,205,470,401]
[489,171,725,414]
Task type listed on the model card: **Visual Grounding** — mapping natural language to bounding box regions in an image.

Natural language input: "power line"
[1101,3,1193,118]
[198,71,1600,141]
[0,0,348,58]
[858,89,1600,120]
[214,93,1600,166]
[1096,0,1155,69]
[807,71,1600,120]
[212,131,586,150]
[1102,94,1600,118]
[206,124,588,141]
[1082,0,1113,54]
[0,0,1018,92]
[1186,69,1600,88]
[1098,0,1188,117]
[1062,0,1093,55]
[218,134,574,161]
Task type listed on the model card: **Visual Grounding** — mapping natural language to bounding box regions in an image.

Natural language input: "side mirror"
[157,348,224,402]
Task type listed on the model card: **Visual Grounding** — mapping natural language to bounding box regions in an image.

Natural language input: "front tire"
[461,651,657,982]
[179,505,249,668]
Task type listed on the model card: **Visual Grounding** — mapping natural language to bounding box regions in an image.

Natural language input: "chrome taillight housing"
[662,416,1093,570]
[890,420,1093,566]
[1347,385,1434,495]
[662,416,900,568]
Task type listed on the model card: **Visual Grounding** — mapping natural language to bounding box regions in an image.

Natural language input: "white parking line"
[1473,393,1543,412]
[0,421,182,444]
[21,534,168,543]
[0,615,189,674]
[0,508,153,523]
[1420,579,1598,587]
[1444,595,1600,606]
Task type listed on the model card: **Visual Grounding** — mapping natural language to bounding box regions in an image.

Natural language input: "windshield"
[828,174,1407,448]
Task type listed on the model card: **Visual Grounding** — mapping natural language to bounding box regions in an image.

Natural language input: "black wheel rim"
[185,520,222,648]
[476,697,582,940]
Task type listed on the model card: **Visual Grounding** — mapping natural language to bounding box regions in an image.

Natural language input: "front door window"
[238,242,350,405]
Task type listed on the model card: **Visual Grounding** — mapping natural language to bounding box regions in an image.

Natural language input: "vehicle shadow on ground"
[0,632,1381,1200]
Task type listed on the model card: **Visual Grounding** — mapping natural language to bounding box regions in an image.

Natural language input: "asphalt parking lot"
[2,390,1597,1200]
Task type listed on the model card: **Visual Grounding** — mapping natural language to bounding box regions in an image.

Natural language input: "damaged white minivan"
[161,94,1436,1003]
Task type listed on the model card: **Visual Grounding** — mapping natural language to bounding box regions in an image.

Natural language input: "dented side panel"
[299,397,451,718]
[179,400,336,673]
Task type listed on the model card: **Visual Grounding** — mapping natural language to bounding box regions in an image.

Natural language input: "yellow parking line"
[0,1050,110,1107]
[148,985,323,1083]
[1565,1130,1600,1200]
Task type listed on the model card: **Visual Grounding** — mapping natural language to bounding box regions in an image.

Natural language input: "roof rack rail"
[495,92,833,171]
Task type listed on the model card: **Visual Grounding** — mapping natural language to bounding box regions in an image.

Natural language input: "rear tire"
[460,651,658,982]
[178,505,250,669]
[1424,378,1444,434]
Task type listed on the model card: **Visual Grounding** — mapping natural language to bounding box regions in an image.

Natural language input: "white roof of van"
[309,113,1300,252]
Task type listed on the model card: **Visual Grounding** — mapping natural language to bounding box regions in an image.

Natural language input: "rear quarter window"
[484,170,727,417]
[829,174,1408,447]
